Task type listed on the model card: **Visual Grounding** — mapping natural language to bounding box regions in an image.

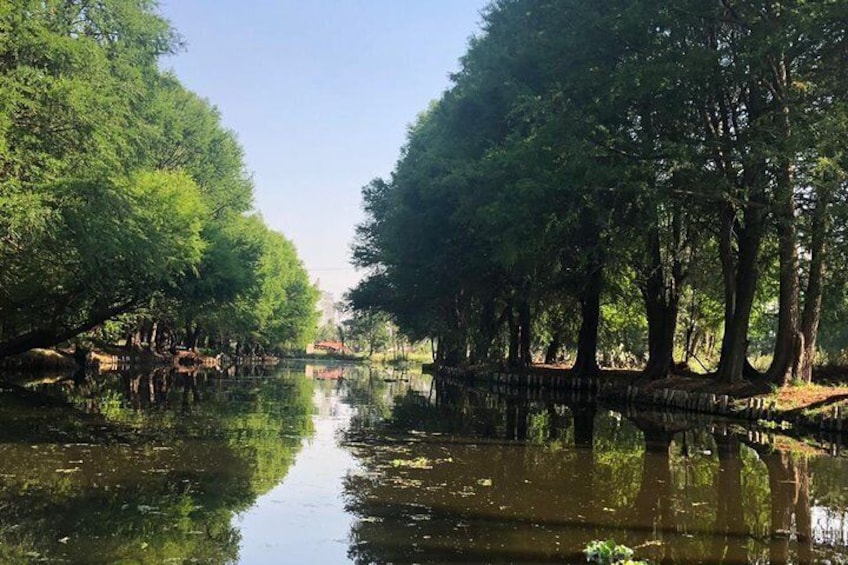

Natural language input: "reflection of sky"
[813,506,848,546]
[235,388,359,563]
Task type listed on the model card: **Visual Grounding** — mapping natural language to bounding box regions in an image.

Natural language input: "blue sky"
[158,1,489,300]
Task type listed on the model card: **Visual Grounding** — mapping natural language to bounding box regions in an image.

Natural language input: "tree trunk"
[717,204,765,383]
[644,295,677,380]
[574,261,603,377]
[713,77,768,383]
[507,305,520,368]
[544,329,562,365]
[683,289,700,365]
[797,183,831,383]
[471,299,501,364]
[449,295,468,366]
[184,323,202,352]
[143,321,158,351]
[518,298,532,367]
[125,326,141,351]
[440,333,465,367]
[157,323,170,351]
[766,120,801,385]
[642,222,683,380]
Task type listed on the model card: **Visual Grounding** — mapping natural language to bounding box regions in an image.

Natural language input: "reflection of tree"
[506,398,529,440]
[384,378,513,438]
[0,367,314,563]
[759,449,813,565]
[591,412,644,516]
[342,366,396,431]
[340,377,848,564]
[570,403,596,449]
[711,433,747,564]
[624,415,747,563]
[343,380,648,563]
[630,425,674,563]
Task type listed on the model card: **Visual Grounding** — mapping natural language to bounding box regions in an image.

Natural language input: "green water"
[1,362,847,564]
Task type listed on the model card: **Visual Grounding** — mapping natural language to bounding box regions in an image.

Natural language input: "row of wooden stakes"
[436,366,848,437]
[437,367,774,422]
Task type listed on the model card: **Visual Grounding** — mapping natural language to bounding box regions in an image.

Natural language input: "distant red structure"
[315,367,344,380]
[313,341,352,354]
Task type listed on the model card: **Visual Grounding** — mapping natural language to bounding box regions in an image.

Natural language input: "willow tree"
[0,0,197,356]
[0,1,317,357]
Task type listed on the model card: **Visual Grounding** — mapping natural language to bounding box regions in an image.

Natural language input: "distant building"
[318,290,340,326]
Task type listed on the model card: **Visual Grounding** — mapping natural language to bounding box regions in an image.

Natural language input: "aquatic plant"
[584,539,647,565]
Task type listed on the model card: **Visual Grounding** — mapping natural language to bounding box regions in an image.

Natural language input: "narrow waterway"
[1,362,848,563]
[235,382,358,563]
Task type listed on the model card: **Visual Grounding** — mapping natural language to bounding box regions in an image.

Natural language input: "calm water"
[1,362,847,564]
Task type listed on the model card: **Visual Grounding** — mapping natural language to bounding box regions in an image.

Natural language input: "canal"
[1,362,846,563]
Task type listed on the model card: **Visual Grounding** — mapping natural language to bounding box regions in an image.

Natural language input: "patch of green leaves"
[584,539,648,565]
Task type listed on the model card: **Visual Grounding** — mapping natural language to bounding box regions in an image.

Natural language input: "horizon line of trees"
[0,0,318,359]
[349,0,848,384]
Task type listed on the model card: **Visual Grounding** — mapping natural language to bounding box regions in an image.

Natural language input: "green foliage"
[350,0,848,381]
[584,540,646,565]
[252,228,319,349]
[1,171,206,351]
[133,73,254,214]
[0,368,314,563]
[343,311,392,356]
[0,0,315,356]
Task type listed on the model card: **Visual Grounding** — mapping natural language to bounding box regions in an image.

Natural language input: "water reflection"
[342,378,848,564]
[0,366,313,563]
[3,365,848,563]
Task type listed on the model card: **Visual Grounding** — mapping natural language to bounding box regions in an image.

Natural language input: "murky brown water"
[1,362,847,563]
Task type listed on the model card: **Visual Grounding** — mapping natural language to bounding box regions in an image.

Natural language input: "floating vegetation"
[391,457,432,469]
[584,540,648,565]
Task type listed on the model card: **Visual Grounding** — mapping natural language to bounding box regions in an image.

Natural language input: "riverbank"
[0,348,78,370]
[428,364,848,440]
[0,346,431,376]
[0,346,280,373]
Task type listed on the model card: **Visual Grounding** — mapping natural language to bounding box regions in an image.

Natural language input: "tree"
[0,0,316,358]
[349,0,848,386]
[343,311,391,357]
[0,171,206,356]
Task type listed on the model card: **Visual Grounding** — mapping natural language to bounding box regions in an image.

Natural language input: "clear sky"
[157,1,489,301]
